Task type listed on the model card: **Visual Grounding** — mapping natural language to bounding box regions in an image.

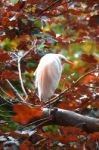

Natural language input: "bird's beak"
[64,59,73,66]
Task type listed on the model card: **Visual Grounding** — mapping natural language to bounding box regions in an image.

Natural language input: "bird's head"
[58,54,73,66]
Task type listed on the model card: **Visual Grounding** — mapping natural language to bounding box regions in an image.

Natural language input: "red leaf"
[27,0,44,3]
[1,70,18,81]
[0,49,11,63]
[81,54,97,63]
[88,15,99,27]
[68,9,82,16]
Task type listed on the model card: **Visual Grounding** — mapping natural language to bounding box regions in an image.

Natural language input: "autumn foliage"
[0,0,99,149]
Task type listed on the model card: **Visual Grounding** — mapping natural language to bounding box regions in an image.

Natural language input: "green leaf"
[51,23,63,34]
[34,20,42,28]
[3,39,12,51]
[10,0,18,4]
[43,125,59,133]
[27,62,37,68]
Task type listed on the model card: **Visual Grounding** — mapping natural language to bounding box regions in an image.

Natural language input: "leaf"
[89,132,99,142]
[69,9,82,16]
[0,49,11,63]
[27,0,44,3]
[20,140,35,150]
[88,15,99,27]
[61,127,83,135]
[81,54,97,63]
[57,127,87,144]
[6,90,16,98]
[1,70,18,81]
[58,135,78,144]
[13,104,43,124]
[27,62,37,68]
[81,75,98,84]
[10,0,18,5]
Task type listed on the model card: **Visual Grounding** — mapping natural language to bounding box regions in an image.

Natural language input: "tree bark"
[42,108,99,132]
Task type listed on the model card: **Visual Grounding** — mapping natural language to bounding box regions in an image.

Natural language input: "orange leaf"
[59,135,78,144]
[89,132,99,142]
[6,90,16,99]
[12,104,43,125]
[20,140,34,150]
[81,75,97,84]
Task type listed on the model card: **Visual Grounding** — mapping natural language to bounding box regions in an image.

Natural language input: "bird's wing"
[42,61,62,98]
[35,59,62,100]
[48,60,62,91]
[34,64,50,100]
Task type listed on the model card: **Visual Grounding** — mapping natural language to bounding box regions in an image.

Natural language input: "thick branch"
[42,108,99,132]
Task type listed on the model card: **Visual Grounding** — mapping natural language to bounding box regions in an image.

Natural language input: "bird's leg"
[48,99,51,116]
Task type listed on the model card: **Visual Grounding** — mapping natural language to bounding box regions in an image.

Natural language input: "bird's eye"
[61,58,64,61]
[60,58,65,63]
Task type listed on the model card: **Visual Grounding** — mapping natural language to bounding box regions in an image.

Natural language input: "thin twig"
[0,102,8,107]
[21,40,37,59]
[0,114,12,118]
[19,117,50,130]
[6,79,24,101]
[72,68,98,86]
[30,117,52,135]
[18,57,28,100]
[0,109,13,118]
[0,85,19,99]
[0,93,13,105]
[17,40,37,100]
[6,79,35,107]
[37,0,61,16]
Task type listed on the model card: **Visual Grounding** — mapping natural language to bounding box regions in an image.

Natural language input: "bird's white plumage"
[35,53,66,101]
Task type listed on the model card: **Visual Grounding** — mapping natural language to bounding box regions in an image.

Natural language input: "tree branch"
[37,0,62,16]
[17,40,37,100]
[42,108,99,133]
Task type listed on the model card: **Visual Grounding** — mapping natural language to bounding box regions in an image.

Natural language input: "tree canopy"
[0,0,99,149]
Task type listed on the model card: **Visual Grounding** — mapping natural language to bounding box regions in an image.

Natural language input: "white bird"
[35,53,73,102]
